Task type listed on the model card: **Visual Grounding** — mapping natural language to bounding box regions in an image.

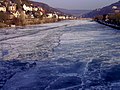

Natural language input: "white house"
[0,6,6,12]
[12,11,20,18]
[59,16,66,19]
[65,16,69,19]
[115,9,120,13]
[8,3,16,12]
[39,11,43,16]
[53,13,59,19]
[23,4,32,11]
[112,6,118,9]
[112,6,120,13]
[47,13,53,18]
[39,7,44,12]
[32,7,38,11]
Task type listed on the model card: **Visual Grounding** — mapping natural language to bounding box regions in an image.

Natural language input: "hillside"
[83,1,120,18]
[57,8,91,17]
[10,0,63,14]
[0,0,68,27]
[29,1,63,14]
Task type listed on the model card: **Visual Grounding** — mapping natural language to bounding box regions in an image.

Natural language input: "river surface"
[0,20,120,90]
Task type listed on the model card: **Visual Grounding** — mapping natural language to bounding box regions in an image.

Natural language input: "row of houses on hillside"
[0,0,45,19]
[112,6,120,13]
[0,0,77,21]
[46,12,77,20]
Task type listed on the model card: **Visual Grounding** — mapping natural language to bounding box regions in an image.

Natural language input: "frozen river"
[0,20,120,90]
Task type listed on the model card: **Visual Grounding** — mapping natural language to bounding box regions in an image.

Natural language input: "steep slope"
[11,0,63,14]
[83,1,120,18]
[30,1,63,14]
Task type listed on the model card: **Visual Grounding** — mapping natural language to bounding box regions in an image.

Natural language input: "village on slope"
[81,0,120,29]
[0,0,77,28]
[94,6,120,29]
[93,6,120,27]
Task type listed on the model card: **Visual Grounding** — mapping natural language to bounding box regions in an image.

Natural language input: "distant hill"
[57,8,91,17]
[83,1,120,18]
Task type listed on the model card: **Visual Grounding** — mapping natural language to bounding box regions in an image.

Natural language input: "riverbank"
[0,23,9,28]
[0,18,60,28]
[96,20,120,30]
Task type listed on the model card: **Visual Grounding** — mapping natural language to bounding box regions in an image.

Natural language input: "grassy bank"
[23,18,59,25]
[0,18,60,28]
[0,22,8,28]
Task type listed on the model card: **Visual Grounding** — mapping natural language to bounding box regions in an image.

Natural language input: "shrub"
[0,12,7,23]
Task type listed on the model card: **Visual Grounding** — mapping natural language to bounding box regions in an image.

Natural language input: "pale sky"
[34,0,119,10]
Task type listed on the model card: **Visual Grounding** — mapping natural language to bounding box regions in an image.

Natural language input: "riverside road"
[0,20,120,90]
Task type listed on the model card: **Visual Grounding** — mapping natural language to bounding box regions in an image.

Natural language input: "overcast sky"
[34,0,119,10]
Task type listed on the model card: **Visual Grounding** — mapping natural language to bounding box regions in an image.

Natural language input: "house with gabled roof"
[0,5,6,12]
[12,11,20,18]
[46,13,53,18]
[58,15,66,20]
[23,4,33,11]
[8,3,16,12]
[32,6,38,11]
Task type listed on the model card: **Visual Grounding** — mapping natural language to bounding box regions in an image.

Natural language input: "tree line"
[94,13,120,26]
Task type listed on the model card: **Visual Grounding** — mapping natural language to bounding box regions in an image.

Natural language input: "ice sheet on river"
[0,20,95,60]
[0,20,120,90]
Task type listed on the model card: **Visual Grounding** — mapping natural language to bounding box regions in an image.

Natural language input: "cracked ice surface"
[1,20,120,90]
[0,20,81,60]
